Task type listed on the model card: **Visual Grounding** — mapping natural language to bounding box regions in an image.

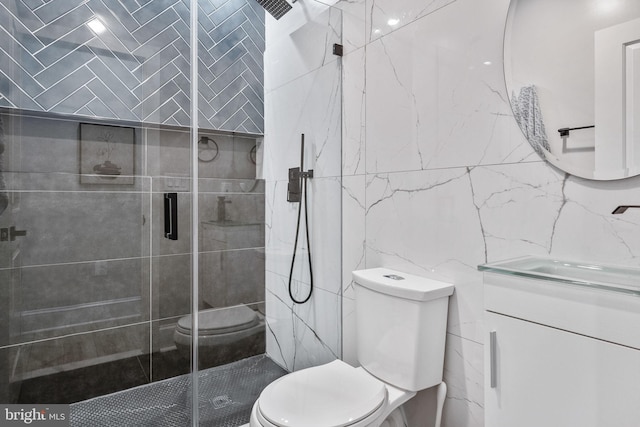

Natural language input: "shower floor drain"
[70,355,287,427]
[211,394,234,409]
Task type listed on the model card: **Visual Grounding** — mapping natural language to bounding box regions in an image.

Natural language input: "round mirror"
[504,0,640,180]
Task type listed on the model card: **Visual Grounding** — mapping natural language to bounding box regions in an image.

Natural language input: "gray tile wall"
[0,111,265,402]
[0,0,264,133]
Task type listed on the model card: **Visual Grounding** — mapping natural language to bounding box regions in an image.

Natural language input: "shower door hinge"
[333,43,343,57]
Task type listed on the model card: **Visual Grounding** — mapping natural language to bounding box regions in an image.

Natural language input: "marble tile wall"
[263,1,343,372]
[337,0,640,426]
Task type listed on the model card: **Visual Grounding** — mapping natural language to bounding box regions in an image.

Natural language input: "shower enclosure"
[0,0,342,425]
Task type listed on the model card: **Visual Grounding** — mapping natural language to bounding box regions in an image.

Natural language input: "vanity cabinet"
[485,312,640,427]
[480,256,640,427]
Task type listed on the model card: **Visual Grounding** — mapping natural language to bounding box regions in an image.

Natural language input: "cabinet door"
[485,312,640,427]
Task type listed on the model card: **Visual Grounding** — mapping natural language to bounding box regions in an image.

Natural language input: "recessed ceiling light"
[483,61,492,65]
[87,18,106,34]
[596,0,620,13]
[387,18,400,26]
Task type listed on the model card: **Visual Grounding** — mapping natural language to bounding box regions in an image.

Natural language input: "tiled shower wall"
[0,0,264,133]
[0,0,267,404]
[338,0,640,426]
[0,111,265,403]
[263,3,343,372]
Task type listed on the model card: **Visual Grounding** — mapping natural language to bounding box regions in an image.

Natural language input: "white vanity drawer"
[484,271,640,350]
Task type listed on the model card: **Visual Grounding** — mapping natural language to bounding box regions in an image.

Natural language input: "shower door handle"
[164,193,178,240]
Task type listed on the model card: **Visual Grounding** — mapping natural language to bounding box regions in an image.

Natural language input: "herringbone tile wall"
[0,0,264,133]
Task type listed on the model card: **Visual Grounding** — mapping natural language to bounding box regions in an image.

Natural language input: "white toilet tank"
[353,268,454,392]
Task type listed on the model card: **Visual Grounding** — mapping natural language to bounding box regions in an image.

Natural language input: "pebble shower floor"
[69,355,286,426]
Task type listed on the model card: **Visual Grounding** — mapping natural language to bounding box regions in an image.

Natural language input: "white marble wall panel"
[365,0,533,176]
[341,175,365,365]
[470,163,566,262]
[265,180,299,275]
[335,0,367,53]
[342,47,366,176]
[266,177,342,296]
[365,168,484,272]
[365,168,486,344]
[336,0,367,369]
[308,176,344,293]
[471,163,640,266]
[341,175,366,297]
[545,174,640,264]
[337,0,640,426]
[264,4,343,371]
[338,0,640,427]
[441,332,484,427]
[264,61,342,182]
[264,7,341,92]
[265,270,341,371]
[365,0,456,43]
[265,0,339,46]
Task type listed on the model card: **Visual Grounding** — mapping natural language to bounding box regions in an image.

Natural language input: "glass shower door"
[0,0,196,418]
[0,112,154,405]
[0,116,20,404]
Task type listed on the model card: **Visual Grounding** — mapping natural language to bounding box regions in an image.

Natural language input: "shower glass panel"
[0,0,343,424]
[262,0,344,374]
[195,1,272,424]
[0,0,196,417]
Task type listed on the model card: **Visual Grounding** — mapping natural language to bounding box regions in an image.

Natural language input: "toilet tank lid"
[353,268,453,301]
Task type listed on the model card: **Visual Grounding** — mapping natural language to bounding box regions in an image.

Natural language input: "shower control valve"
[287,169,314,203]
[287,167,301,202]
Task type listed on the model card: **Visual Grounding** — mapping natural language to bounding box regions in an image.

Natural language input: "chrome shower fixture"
[254,0,294,20]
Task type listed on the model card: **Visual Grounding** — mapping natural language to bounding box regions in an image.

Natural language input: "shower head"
[254,0,293,20]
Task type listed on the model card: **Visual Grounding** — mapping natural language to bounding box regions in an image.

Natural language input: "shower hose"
[288,172,313,304]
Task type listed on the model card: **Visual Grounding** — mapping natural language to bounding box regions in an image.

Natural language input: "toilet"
[248,267,454,427]
[174,304,265,367]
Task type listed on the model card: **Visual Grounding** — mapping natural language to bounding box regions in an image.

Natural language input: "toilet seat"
[255,360,388,427]
[176,305,259,336]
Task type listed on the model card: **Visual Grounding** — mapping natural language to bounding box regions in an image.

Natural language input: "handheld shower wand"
[288,134,314,304]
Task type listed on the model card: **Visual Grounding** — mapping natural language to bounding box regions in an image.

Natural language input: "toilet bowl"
[249,359,413,427]
[247,268,454,427]
[174,305,265,367]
